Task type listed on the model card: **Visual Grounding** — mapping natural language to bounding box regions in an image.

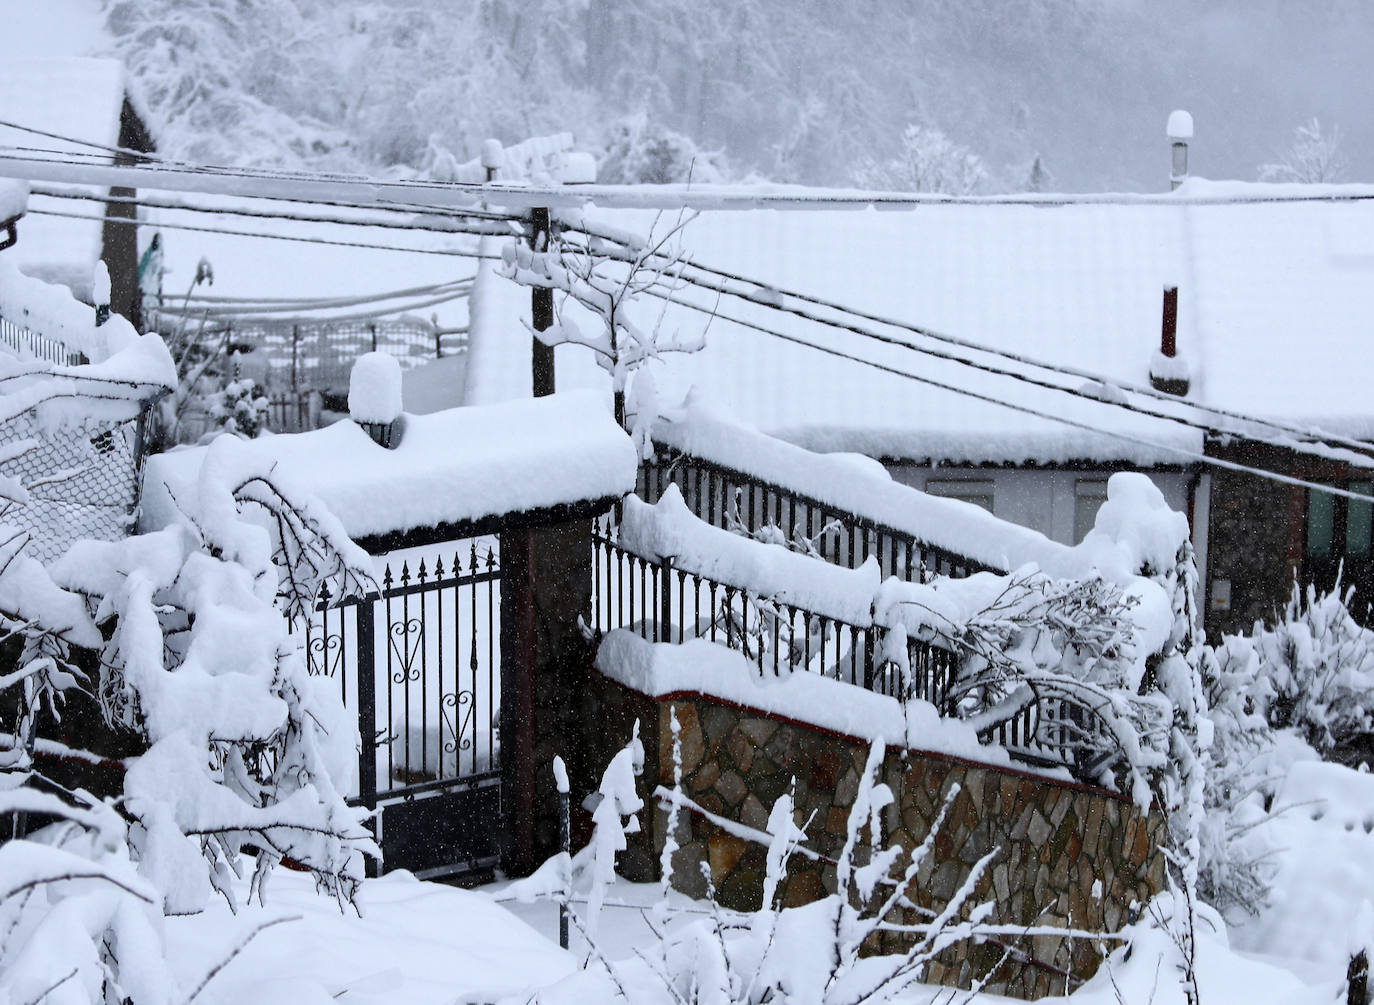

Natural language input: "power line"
[29,185,523,235]
[7,147,1374,214]
[568,227,1374,464]
[168,278,474,312]
[627,281,1374,504]
[25,207,498,259]
[0,120,158,164]
[154,288,471,326]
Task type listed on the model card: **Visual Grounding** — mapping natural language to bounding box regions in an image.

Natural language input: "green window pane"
[1308,488,1335,558]
[1348,483,1372,558]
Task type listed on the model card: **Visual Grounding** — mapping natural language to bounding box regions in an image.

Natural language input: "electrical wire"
[8,144,1374,208]
[566,228,1374,463]
[167,278,474,312]
[28,185,523,234]
[154,288,471,326]
[626,282,1374,504]
[24,207,500,259]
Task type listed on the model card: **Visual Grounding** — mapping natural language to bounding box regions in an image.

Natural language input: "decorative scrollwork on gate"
[305,621,345,678]
[388,616,425,683]
[441,690,476,756]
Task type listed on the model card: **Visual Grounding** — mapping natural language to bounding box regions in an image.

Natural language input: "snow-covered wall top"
[652,396,1071,573]
[596,631,1024,773]
[140,390,639,542]
[0,58,137,300]
[471,191,1374,461]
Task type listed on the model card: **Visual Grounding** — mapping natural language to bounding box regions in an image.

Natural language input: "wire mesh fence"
[0,409,145,564]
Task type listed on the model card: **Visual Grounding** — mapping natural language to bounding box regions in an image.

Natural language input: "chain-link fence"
[0,409,145,564]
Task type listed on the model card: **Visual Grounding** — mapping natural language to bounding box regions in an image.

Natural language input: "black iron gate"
[305,540,502,880]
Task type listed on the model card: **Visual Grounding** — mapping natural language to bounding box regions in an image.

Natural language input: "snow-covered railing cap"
[349,351,403,448]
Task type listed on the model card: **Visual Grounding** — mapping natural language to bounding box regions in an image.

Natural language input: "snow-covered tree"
[596,114,728,185]
[1258,117,1348,183]
[500,214,705,435]
[853,123,990,195]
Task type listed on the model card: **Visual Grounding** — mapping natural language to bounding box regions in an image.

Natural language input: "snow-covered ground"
[154,861,1336,1004]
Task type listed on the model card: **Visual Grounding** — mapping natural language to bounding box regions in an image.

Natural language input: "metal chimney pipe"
[1167,110,1193,191]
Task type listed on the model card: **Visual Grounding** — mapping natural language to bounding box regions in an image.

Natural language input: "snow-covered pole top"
[93,260,111,327]
[481,139,504,178]
[349,351,403,446]
[1167,110,1193,191]
[552,755,569,794]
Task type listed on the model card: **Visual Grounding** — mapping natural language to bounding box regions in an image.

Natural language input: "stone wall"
[577,669,1166,1001]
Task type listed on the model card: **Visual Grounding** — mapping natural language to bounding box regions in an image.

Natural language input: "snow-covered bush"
[0,429,377,1001]
[1217,580,1374,757]
[1197,579,1374,918]
[853,123,990,195]
[500,215,705,432]
[204,376,269,439]
[597,114,728,185]
[520,738,998,1003]
[1258,117,1347,184]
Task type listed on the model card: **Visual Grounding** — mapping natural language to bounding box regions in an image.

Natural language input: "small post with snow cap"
[553,755,570,950]
[93,261,111,327]
[1168,110,1193,191]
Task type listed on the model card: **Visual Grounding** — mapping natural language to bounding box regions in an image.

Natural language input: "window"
[1074,480,1110,544]
[1308,482,1373,560]
[924,478,994,513]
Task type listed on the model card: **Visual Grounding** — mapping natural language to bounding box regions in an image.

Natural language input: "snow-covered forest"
[99,0,1373,190]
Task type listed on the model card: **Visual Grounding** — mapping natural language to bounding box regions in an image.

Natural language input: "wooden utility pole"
[530,207,555,397]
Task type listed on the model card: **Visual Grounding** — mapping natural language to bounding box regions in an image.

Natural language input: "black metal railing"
[592,516,1119,783]
[639,449,995,583]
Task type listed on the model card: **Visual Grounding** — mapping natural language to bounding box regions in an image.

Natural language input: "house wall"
[576,669,1165,1001]
[884,465,1192,547]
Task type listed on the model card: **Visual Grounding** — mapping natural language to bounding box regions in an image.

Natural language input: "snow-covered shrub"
[1220,580,1374,756]
[204,376,269,439]
[853,123,990,195]
[597,114,728,185]
[1197,579,1374,919]
[1258,117,1347,184]
[0,429,376,1005]
[46,435,378,914]
[500,214,705,431]
[527,739,998,1003]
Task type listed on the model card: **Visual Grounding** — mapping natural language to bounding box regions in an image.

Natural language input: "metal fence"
[303,540,502,880]
[0,315,86,367]
[592,514,1117,782]
[640,449,994,583]
[0,409,146,565]
[158,316,467,396]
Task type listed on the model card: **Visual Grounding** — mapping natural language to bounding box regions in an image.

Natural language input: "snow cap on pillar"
[350,351,403,447]
[480,139,505,173]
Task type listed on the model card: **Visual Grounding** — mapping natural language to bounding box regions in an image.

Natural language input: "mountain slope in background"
[18,0,1374,191]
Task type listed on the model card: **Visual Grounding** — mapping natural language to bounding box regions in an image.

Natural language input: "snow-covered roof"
[139,390,639,543]
[463,181,1374,465]
[0,58,138,300]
